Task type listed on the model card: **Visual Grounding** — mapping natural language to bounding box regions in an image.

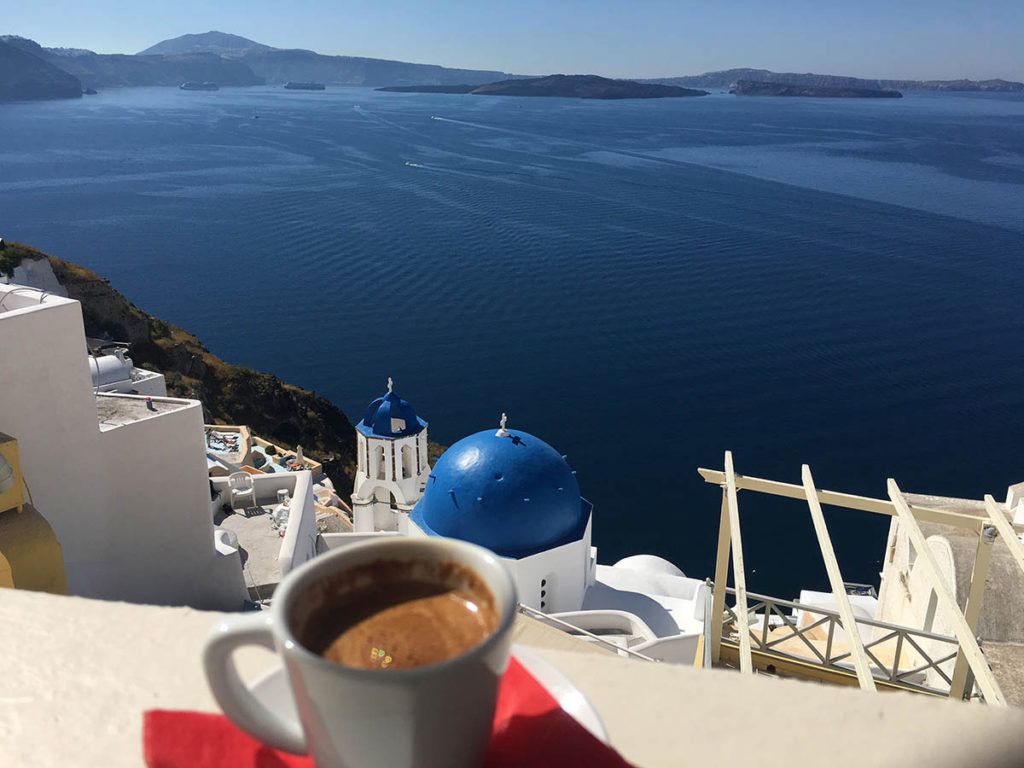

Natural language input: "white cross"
[387,376,393,394]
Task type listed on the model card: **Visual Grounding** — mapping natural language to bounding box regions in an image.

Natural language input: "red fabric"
[144,657,636,768]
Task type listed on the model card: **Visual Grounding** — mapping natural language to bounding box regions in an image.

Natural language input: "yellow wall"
[0,504,68,595]
[0,432,26,515]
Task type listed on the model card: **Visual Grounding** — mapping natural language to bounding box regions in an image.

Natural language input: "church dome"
[410,424,586,558]
[358,380,425,438]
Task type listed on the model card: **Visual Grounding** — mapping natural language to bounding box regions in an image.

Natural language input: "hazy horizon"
[5,0,1024,82]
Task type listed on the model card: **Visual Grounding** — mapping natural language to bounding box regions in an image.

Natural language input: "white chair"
[228,471,256,510]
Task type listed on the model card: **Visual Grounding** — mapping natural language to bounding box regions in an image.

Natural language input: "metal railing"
[700,453,1014,705]
[720,587,979,699]
[517,603,660,662]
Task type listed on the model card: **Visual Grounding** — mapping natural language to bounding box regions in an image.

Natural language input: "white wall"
[405,515,593,613]
[352,429,430,517]
[96,394,246,609]
[0,291,111,588]
[0,284,246,610]
[509,525,592,613]
[96,370,167,397]
[320,531,403,551]
[277,470,318,577]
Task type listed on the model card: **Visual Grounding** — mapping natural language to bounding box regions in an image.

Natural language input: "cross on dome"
[387,377,394,394]
[496,412,510,438]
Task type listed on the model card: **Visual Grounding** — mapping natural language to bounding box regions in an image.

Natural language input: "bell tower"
[351,379,430,532]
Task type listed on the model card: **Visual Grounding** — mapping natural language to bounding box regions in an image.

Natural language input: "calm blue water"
[3,87,1024,597]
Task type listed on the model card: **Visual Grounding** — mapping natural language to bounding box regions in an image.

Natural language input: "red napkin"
[144,656,636,767]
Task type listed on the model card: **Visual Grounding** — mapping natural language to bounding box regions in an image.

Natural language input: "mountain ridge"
[137,30,274,57]
[4,32,1022,93]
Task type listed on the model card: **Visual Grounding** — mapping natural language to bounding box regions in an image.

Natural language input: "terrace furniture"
[228,472,256,510]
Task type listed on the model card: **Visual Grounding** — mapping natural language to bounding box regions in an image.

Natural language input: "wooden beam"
[802,465,877,692]
[984,495,1024,577]
[887,480,1006,706]
[949,529,994,699]
[724,451,752,674]
[698,468,1024,534]
[709,492,732,665]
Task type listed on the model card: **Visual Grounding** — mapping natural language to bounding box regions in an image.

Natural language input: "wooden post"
[724,451,752,674]
[802,465,877,692]
[709,491,731,665]
[984,495,1024,576]
[950,528,994,699]
[887,480,1005,706]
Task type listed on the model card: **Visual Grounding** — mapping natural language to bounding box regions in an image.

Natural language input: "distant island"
[0,38,81,101]
[644,67,1024,93]
[378,74,708,100]
[732,80,903,98]
[2,30,1022,101]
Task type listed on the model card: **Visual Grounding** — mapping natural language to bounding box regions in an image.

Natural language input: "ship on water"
[283,81,326,90]
[179,81,219,91]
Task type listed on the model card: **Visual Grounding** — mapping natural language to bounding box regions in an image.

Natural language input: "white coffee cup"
[204,537,518,768]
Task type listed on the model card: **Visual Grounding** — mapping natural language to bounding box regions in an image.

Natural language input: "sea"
[3,86,1023,599]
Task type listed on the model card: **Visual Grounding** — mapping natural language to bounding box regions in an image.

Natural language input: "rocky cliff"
[0,38,82,101]
[238,48,511,87]
[1,36,263,89]
[4,242,359,486]
[45,50,263,89]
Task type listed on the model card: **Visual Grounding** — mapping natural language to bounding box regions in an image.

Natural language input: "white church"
[342,381,708,662]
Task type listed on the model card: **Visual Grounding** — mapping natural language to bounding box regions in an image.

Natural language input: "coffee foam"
[290,558,498,670]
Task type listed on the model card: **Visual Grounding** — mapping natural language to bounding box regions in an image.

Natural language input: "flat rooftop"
[216,504,283,601]
[95,394,191,431]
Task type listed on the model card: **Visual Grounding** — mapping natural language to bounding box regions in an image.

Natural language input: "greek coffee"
[294,559,499,670]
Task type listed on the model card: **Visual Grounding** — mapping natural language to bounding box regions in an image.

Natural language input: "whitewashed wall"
[0,284,246,609]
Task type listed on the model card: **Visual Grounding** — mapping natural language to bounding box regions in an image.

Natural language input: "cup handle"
[203,612,307,755]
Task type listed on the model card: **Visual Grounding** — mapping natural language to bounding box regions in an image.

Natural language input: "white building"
[0,280,247,610]
[404,416,708,662]
[351,379,430,532]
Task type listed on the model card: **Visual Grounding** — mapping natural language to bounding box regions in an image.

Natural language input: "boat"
[283,82,326,90]
[179,82,219,91]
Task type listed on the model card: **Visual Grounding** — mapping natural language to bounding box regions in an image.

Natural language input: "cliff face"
[4,242,357,487]
[44,51,263,89]
[238,48,511,87]
[0,38,82,101]
[1,36,263,89]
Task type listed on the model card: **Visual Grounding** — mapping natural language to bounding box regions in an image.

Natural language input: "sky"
[4,0,1023,81]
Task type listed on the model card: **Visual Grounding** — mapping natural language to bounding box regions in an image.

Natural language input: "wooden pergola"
[699,451,1024,705]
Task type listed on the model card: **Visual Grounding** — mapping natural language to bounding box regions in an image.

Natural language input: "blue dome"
[358,390,425,438]
[410,428,587,558]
